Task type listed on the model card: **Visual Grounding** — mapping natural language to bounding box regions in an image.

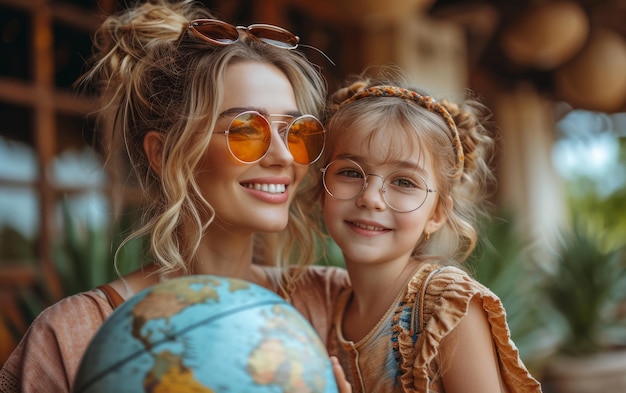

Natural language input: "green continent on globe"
[143,351,214,393]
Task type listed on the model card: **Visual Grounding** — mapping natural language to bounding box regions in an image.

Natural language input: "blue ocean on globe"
[73,275,338,393]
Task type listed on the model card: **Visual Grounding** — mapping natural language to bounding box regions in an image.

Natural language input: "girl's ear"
[425,195,451,234]
[143,131,164,176]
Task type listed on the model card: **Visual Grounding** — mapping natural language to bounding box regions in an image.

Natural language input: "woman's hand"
[331,356,352,393]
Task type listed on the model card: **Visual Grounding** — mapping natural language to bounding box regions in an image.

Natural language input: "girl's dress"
[0,265,349,393]
[328,263,542,393]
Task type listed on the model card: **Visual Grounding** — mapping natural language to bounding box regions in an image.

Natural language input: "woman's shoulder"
[36,289,114,324]
[259,264,350,308]
[265,264,351,293]
[260,265,350,346]
[14,290,114,350]
[1,290,115,393]
[300,264,351,285]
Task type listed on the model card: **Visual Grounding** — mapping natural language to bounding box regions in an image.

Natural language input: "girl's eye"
[393,178,417,188]
[338,168,363,179]
[388,172,427,190]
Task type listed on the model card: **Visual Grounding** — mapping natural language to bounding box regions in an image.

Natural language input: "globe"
[73,275,338,393]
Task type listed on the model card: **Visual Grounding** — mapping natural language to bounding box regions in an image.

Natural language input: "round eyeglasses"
[215,111,325,165]
[321,158,436,212]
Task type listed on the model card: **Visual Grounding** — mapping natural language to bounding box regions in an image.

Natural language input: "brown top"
[0,265,349,393]
[328,263,542,393]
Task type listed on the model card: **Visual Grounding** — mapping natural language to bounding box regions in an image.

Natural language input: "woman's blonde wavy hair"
[77,0,327,287]
[317,67,496,264]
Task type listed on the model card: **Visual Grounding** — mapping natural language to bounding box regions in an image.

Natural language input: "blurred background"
[1,0,625,391]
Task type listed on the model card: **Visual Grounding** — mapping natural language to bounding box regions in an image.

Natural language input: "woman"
[0,1,349,392]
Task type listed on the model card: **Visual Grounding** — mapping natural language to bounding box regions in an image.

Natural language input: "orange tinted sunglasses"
[215,111,325,165]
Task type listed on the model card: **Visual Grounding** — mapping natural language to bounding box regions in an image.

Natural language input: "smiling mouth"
[242,183,287,194]
[350,221,387,231]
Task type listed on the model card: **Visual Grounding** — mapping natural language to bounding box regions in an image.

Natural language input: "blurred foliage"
[0,226,36,261]
[1,200,146,338]
[563,135,626,250]
[314,232,345,268]
[565,186,626,251]
[468,209,626,366]
[52,200,146,297]
[542,130,626,357]
[539,220,626,356]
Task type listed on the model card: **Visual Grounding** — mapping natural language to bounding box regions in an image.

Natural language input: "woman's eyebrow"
[217,107,256,118]
[282,110,303,118]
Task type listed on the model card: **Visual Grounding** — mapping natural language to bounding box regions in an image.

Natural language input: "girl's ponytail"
[442,98,496,200]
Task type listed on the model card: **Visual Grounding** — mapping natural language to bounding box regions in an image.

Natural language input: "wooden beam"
[0,77,97,115]
[32,0,64,301]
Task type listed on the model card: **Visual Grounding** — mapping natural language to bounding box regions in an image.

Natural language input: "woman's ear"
[143,131,164,176]
[425,195,451,235]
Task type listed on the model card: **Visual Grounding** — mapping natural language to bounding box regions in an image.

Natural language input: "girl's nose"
[356,175,387,210]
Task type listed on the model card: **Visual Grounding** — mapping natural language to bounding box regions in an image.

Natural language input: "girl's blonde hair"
[319,67,496,264]
[78,0,327,286]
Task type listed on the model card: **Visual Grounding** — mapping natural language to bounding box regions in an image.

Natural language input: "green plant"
[53,201,145,296]
[540,221,626,356]
[3,201,146,336]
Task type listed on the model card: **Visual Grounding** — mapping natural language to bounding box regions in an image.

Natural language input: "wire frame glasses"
[321,158,436,212]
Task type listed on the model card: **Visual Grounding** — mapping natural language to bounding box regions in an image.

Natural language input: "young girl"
[318,71,542,392]
[0,1,350,392]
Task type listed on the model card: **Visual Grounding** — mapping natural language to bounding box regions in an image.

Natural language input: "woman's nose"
[260,124,294,166]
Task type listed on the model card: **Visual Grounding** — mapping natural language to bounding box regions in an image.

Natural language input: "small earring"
[424,231,430,242]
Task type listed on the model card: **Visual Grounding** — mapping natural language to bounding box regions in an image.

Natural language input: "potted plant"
[539,221,626,393]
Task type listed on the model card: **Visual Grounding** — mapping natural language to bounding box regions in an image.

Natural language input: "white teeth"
[245,183,286,194]
[353,222,385,231]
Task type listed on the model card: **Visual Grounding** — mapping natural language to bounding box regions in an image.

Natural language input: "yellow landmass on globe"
[145,351,214,393]
[248,338,287,384]
[247,306,328,392]
[248,335,323,393]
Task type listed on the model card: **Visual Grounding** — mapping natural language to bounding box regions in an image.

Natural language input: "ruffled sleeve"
[397,264,541,392]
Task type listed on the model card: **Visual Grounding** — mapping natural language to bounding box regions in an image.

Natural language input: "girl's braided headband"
[337,85,464,179]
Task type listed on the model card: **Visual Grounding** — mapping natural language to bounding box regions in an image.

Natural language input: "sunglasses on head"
[215,111,325,165]
[188,19,299,49]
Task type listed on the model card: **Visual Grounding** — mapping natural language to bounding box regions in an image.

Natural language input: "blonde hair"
[78,0,327,286]
[319,67,496,264]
